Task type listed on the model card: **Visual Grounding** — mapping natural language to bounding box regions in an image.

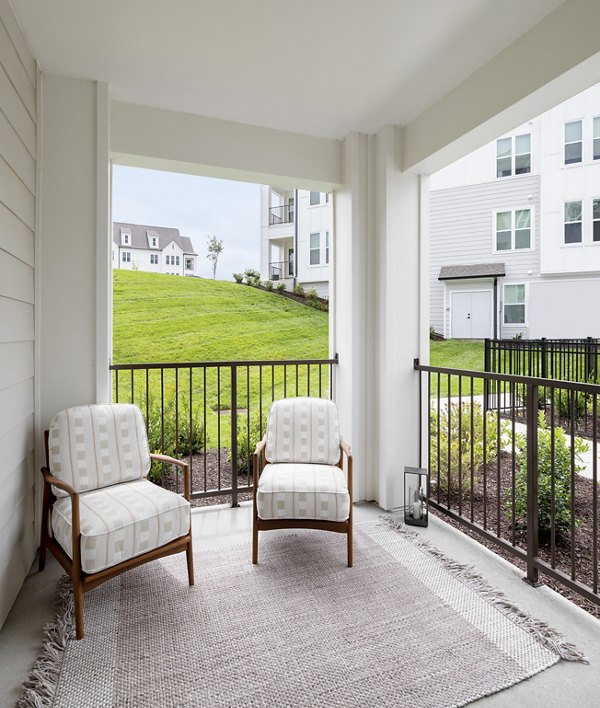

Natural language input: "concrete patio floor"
[1,502,599,707]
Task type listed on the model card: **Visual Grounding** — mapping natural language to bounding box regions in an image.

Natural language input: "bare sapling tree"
[206,235,224,279]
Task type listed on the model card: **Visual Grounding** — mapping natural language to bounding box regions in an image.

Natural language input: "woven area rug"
[19,519,585,707]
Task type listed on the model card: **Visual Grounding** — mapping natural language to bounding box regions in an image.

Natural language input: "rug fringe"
[16,575,74,708]
[378,515,588,663]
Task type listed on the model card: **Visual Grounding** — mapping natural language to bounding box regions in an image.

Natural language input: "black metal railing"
[269,204,295,225]
[269,260,294,280]
[415,358,600,609]
[110,357,337,506]
[484,338,600,434]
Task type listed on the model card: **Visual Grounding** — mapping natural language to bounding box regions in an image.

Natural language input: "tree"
[206,235,224,279]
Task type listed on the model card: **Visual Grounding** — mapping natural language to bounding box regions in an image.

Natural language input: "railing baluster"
[230,364,238,508]
[526,383,540,587]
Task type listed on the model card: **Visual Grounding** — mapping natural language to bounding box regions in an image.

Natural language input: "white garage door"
[451,291,492,339]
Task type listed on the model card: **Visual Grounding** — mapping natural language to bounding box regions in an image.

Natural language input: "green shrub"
[276,281,287,293]
[265,280,273,291]
[233,273,244,284]
[511,411,588,539]
[429,402,508,497]
[293,283,305,297]
[244,268,261,286]
[305,287,318,302]
[554,388,587,422]
[229,411,267,476]
[146,395,205,484]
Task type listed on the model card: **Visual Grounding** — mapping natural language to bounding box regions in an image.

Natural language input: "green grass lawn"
[113,270,329,363]
[429,339,485,396]
[112,271,330,451]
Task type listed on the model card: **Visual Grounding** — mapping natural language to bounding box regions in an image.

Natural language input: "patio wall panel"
[0,0,37,629]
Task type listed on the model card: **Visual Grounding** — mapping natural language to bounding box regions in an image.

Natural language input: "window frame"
[564,119,583,165]
[503,283,527,326]
[593,198,600,243]
[564,200,583,245]
[325,231,330,265]
[150,253,159,265]
[496,133,531,179]
[309,232,321,266]
[492,206,534,253]
[121,251,131,263]
[309,191,320,206]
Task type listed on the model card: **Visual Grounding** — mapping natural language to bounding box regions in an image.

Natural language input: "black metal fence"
[269,260,293,280]
[110,357,337,506]
[415,359,600,609]
[485,337,600,382]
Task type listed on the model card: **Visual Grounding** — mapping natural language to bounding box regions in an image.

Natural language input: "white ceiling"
[12,0,566,140]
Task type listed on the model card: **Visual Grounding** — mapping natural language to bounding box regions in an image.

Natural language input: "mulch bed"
[161,448,253,507]
[430,451,600,619]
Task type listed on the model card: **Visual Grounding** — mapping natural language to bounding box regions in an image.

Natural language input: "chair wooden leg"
[73,578,85,639]
[186,539,195,586]
[347,525,353,568]
[252,515,259,564]
[39,484,50,572]
[38,538,47,572]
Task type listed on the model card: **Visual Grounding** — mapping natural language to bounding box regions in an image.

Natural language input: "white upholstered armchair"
[252,397,353,566]
[39,403,194,639]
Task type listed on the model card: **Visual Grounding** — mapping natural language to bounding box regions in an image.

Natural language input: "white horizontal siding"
[0,0,36,629]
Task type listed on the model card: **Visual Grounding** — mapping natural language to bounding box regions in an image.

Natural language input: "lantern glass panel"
[404,467,428,527]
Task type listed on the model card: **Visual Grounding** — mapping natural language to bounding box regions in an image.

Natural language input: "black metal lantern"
[404,466,428,527]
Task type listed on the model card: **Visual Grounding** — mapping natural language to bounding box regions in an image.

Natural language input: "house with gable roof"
[112,222,198,276]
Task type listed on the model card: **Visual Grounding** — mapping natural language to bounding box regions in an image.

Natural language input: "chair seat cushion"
[256,463,350,522]
[51,479,190,574]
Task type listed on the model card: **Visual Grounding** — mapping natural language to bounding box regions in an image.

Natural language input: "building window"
[564,121,582,164]
[325,232,330,264]
[593,199,600,242]
[121,233,130,245]
[564,201,582,243]
[176,256,180,266]
[496,134,530,178]
[310,191,320,206]
[594,117,600,161]
[310,232,320,265]
[185,258,193,270]
[495,208,531,251]
[150,254,158,264]
[151,237,157,247]
[122,251,131,263]
[504,284,526,325]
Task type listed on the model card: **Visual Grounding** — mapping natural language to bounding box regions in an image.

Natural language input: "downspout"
[293,188,298,288]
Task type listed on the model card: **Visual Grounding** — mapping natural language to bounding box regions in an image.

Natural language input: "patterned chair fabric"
[48,404,150,496]
[265,397,340,465]
[256,463,350,522]
[51,479,190,573]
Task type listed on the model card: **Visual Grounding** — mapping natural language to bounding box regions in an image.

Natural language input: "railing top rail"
[414,358,600,394]
[111,355,338,371]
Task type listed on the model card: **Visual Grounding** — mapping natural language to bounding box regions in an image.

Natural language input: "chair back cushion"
[48,404,150,496]
[265,397,340,465]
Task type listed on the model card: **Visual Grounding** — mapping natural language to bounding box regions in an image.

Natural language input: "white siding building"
[260,187,331,297]
[431,84,600,340]
[112,222,197,276]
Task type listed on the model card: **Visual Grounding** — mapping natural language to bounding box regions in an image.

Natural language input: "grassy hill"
[113,271,329,363]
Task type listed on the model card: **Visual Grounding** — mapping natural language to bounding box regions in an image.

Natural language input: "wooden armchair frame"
[252,436,353,566]
[39,431,194,639]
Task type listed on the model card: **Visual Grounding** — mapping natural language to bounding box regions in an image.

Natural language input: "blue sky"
[112,165,261,279]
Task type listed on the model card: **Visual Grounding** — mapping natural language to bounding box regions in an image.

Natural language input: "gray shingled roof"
[438,263,505,280]
[113,222,198,255]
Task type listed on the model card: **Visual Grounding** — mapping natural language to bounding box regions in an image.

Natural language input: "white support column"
[334,127,424,510]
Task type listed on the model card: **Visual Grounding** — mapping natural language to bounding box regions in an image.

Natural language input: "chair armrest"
[340,438,353,500]
[41,466,77,497]
[149,454,191,501]
[253,437,267,487]
[41,466,81,567]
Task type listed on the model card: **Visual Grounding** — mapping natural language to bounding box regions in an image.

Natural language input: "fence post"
[524,383,542,587]
[586,336,596,381]
[230,364,239,508]
[541,337,548,379]
[484,339,491,411]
